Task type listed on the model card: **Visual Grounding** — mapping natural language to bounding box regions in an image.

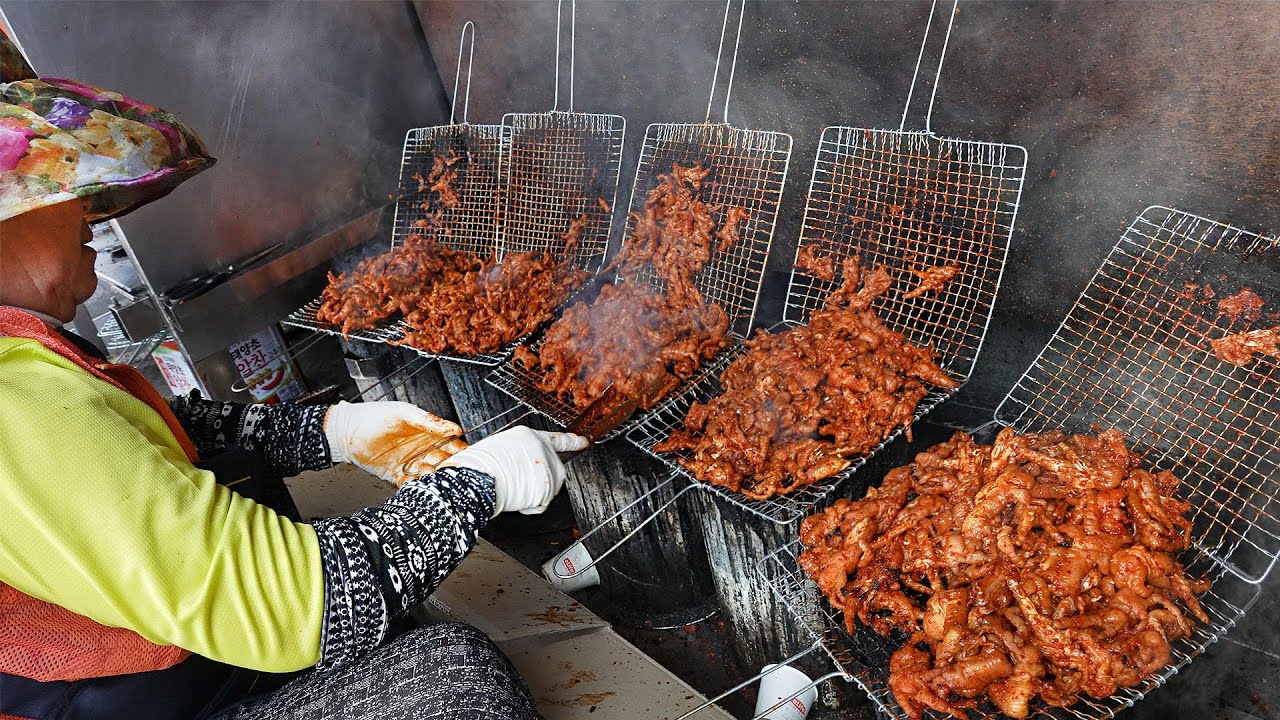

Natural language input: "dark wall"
[415,0,1280,413]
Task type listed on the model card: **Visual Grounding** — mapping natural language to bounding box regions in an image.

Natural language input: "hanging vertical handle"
[551,0,576,111]
[449,21,476,124]
[704,0,747,124]
[898,0,960,133]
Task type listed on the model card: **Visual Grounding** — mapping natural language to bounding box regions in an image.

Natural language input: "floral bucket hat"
[0,25,214,223]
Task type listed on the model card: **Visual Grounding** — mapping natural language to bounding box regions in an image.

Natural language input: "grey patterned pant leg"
[217,623,541,720]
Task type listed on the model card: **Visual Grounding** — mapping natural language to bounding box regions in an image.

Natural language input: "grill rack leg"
[550,474,697,580]
[673,641,833,720]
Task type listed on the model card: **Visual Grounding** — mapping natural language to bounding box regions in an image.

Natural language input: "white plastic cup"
[754,664,817,720]
[541,543,602,592]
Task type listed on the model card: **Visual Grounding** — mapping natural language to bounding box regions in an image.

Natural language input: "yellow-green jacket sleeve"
[0,338,324,672]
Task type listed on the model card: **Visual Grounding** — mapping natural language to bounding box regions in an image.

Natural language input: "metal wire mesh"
[787,128,1026,381]
[282,297,404,345]
[626,127,1023,525]
[760,537,1259,720]
[285,123,520,365]
[485,318,746,441]
[626,322,953,525]
[498,111,625,271]
[756,207,1277,720]
[625,123,793,335]
[391,124,505,256]
[486,121,792,437]
[997,206,1280,583]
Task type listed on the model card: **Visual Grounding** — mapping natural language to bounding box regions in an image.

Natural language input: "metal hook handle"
[450,21,477,124]
[674,642,827,720]
[552,0,576,112]
[899,0,960,134]
[704,0,747,125]
[359,357,439,402]
[552,476,698,579]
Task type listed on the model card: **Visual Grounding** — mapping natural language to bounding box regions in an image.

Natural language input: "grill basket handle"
[551,0,576,111]
[704,0,747,125]
[899,0,960,134]
[449,21,477,124]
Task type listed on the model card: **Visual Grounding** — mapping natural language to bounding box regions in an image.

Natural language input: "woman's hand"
[324,401,467,485]
[440,426,589,516]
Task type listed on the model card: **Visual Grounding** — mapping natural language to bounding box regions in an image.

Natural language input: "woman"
[0,29,584,720]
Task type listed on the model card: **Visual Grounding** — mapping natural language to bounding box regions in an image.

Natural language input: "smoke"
[414,0,1280,416]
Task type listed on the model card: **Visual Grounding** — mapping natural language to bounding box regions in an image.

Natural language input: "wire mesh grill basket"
[759,536,1259,720]
[626,324,955,525]
[282,297,405,345]
[487,1,792,439]
[751,208,1276,720]
[284,25,561,367]
[283,123,509,363]
[997,206,1280,583]
[391,123,505,256]
[488,122,792,438]
[498,111,625,271]
[625,122,792,335]
[786,128,1025,378]
[486,315,747,441]
[626,126,1024,524]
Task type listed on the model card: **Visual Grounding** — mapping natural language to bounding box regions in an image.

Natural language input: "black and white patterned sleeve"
[310,466,496,670]
[170,392,332,476]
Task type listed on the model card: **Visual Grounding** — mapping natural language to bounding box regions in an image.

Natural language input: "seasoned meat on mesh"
[1210,326,1280,367]
[316,146,589,353]
[799,429,1209,719]
[513,162,742,411]
[315,231,478,336]
[654,255,957,500]
[903,263,960,299]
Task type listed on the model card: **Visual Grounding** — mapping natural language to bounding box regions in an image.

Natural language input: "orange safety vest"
[0,307,195,687]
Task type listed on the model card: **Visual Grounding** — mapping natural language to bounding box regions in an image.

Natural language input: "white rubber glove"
[440,426,589,516]
[324,401,467,486]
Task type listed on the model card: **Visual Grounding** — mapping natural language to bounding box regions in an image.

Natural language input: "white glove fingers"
[407,410,463,437]
[440,437,469,454]
[542,431,591,453]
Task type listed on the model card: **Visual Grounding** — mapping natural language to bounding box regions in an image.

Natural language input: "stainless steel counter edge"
[166,207,385,361]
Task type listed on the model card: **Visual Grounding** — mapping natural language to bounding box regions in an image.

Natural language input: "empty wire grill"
[488,0,791,439]
[997,206,1280,583]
